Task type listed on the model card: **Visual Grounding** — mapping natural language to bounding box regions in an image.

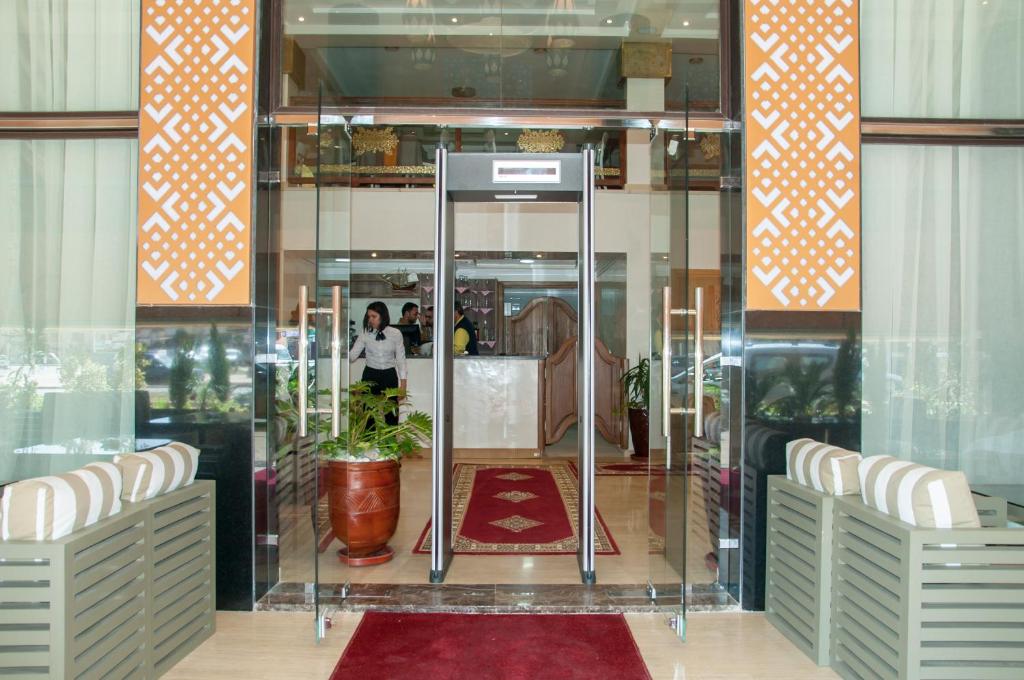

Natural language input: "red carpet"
[415,463,618,555]
[330,612,651,680]
[596,462,666,476]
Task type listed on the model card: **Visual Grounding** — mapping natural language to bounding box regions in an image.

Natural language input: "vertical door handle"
[330,285,342,438]
[693,287,705,438]
[661,286,672,440]
[298,285,309,437]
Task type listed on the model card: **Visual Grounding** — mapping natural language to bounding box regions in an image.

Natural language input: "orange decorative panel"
[137,0,256,305]
[744,0,860,311]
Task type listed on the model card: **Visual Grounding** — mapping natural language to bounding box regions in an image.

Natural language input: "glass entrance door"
[311,92,353,639]
[647,122,694,637]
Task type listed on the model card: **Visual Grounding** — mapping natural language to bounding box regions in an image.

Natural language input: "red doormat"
[330,612,652,680]
[414,463,619,555]
[596,462,667,476]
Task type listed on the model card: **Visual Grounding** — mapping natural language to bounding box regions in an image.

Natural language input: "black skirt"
[362,365,399,426]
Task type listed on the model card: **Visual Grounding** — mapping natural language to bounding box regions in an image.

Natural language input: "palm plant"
[319,381,432,461]
[620,357,650,411]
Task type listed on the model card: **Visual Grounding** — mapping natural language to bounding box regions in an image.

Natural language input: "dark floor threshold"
[257,583,739,613]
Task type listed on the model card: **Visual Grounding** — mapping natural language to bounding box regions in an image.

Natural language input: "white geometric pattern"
[744,0,860,311]
[138,0,255,305]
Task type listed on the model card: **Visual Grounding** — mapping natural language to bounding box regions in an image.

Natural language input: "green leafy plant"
[60,354,110,393]
[169,330,197,410]
[207,324,231,401]
[319,381,432,462]
[620,357,650,411]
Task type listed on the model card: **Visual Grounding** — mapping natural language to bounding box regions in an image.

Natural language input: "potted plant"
[319,381,432,566]
[621,357,650,460]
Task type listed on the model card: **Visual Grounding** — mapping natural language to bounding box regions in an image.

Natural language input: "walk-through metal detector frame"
[430,149,597,584]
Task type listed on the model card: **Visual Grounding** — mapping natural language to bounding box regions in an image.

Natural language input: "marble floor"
[163,610,841,680]
[275,452,718,590]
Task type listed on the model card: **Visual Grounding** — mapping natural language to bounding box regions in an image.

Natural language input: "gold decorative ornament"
[352,127,400,157]
[699,134,721,160]
[516,129,565,153]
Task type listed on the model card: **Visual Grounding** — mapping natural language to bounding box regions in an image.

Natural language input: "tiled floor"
[163,611,841,679]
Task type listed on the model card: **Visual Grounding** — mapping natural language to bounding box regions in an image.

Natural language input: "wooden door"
[594,339,628,449]
[508,296,579,356]
[543,337,577,445]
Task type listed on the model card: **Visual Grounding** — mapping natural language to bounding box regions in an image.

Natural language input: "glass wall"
[861,0,1024,118]
[0,139,138,482]
[277,0,721,111]
[0,0,140,111]
[862,144,1024,505]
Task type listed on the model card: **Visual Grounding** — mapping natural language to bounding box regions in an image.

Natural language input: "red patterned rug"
[330,612,651,680]
[414,463,619,555]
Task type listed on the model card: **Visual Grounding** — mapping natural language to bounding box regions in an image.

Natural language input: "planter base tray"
[338,544,395,567]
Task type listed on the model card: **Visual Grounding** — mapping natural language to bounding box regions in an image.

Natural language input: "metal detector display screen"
[492,160,561,183]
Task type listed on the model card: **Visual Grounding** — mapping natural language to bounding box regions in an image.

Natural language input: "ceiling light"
[451,17,458,23]
[371,252,378,258]
[683,20,690,27]
[535,254,543,258]
[298,16,305,22]
[495,194,538,200]
[605,18,613,24]
[334,257,349,262]
[519,259,535,264]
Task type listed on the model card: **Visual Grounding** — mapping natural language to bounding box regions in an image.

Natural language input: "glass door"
[312,89,353,639]
[647,119,693,637]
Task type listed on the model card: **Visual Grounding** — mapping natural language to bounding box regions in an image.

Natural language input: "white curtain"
[0,0,139,111]
[0,139,137,481]
[861,0,1024,118]
[862,145,1024,491]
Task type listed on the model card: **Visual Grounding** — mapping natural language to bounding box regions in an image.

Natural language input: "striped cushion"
[115,442,200,502]
[858,455,980,528]
[0,463,123,541]
[786,438,862,495]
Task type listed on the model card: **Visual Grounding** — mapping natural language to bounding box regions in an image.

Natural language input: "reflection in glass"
[862,145,1024,506]
[0,139,137,482]
[279,0,721,110]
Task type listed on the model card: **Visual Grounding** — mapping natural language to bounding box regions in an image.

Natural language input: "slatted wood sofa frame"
[830,491,1020,680]
[765,475,836,666]
[766,475,1016,676]
[0,481,215,679]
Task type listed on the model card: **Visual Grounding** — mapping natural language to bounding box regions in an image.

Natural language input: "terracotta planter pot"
[326,459,400,566]
[628,408,650,460]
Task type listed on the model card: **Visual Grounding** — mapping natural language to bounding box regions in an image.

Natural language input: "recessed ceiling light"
[298,16,305,22]
[371,252,378,258]
[605,18,613,25]
[683,20,690,27]
[451,17,458,23]
[535,254,543,258]
[519,259,535,264]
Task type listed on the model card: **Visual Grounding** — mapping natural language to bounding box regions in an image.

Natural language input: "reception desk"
[350,356,543,456]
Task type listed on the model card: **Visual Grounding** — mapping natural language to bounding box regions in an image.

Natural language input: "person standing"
[453,301,479,356]
[349,301,407,426]
[396,301,422,354]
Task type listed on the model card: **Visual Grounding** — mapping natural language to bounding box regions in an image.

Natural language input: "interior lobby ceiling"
[281,0,722,107]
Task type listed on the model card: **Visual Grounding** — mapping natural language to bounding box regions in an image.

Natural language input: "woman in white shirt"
[350,301,407,426]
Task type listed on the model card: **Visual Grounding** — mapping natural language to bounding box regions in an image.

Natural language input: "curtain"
[862,145,1024,491]
[861,0,1024,118]
[0,139,137,481]
[0,0,139,111]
